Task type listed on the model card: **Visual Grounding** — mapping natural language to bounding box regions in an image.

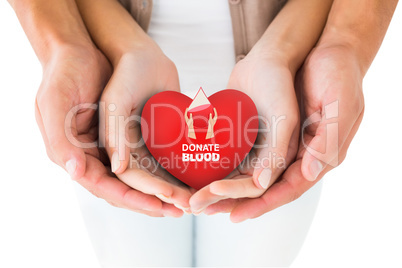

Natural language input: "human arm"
[7,0,94,65]
[8,0,178,216]
[212,0,399,222]
[190,0,334,214]
[75,0,192,213]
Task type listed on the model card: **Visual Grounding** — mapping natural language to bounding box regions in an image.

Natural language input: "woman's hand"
[100,45,193,215]
[189,0,333,216]
[189,55,300,214]
[74,0,193,215]
[36,44,178,216]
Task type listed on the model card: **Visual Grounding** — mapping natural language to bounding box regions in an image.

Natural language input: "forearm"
[8,0,93,65]
[75,0,155,67]
[249,0,333,75]
[317,0,398,75]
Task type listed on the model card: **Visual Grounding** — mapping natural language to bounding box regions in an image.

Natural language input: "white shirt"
[148,0,236,98]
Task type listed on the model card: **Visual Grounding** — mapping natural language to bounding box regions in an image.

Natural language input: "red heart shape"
[141,89,258,189]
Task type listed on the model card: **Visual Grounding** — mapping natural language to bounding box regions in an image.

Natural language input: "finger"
[101,89,133,175]
[229,114,363,223]
[156,188,192,213]
[336,109,364,163]
[189,185,225,214]
[131,153,193,211]
[35,99,51,156]
[37,94,86,180]
[306,109,364,173]
[252,111,299,190]
[76,154,163,212]
[301,101,363,181]
[204,199,239,215]
[119,154,192,212]
[117,155,174,198]
[209,175,265,198]
[130,210,164,217]
[163,181,192,213]
[230,160,318,223]
[121,202,183,218]
[161,203,185,218]
[189,169,241,212]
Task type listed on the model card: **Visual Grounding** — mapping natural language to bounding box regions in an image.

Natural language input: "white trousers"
[74,181,322,267]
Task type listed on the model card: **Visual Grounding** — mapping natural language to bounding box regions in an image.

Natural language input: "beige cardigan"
[118,0,287,62]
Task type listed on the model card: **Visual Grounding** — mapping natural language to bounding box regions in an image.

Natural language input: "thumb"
[37,97,86,180]
[300,122,339,182]
[300,100,354,181]
[100,94,132,175]
[252,115,299,190]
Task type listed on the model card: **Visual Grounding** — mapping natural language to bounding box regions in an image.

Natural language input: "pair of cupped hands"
[35,39,364,223]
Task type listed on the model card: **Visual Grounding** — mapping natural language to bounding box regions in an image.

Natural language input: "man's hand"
[9,0,184,216]
[35,44,181,217]
[207,0,398,222]
[210,45,365,222]
[35,45,110,180]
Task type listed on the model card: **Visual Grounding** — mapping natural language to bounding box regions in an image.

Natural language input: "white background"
[0,1,401,267]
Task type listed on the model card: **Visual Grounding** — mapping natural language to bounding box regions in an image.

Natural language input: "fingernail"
[193,210,204,216]
[258,168,272,189]
[210,190,225,196]
[111,151,120,173]
[204,210,219,216]
[309,160,323,181]
[156,194,172,203]
[143,206,159,212]
[209,184,226,196]
[231,215,248,223]
[193,207,206,215]
[66,159,77,178]
[162,210,181,218]
[174,203,190,211]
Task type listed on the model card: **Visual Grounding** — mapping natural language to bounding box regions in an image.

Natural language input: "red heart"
[141,89,258,190]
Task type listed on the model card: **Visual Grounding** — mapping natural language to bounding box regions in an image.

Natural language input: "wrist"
[40,39,99,70]
[310,40,364,82]
[317,27,369,76]
[316,0,398,77]
[110,37,162,67]
[108,37,160,67]
[41,35,97,66]
[247,43,299,77]
[12,0,93,65]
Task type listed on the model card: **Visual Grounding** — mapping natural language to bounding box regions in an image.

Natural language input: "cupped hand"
[100,44,193,214]
[35,44,180,217]
[216,45,365,222]
[189,55,300,214]
[35,44,111,179]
